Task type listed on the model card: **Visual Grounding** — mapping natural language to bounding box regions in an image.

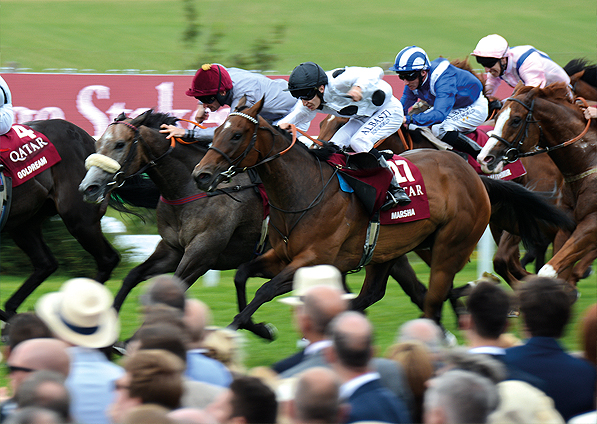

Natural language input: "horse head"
[193,97,265,192]
[478,82,585,174]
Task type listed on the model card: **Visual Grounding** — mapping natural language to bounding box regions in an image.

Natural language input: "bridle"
[489,96,592,163]
[208,111,297,181]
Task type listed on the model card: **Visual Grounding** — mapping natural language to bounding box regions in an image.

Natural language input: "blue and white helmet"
[390,46,431,72]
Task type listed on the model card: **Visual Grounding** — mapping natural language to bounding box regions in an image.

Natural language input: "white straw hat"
[36,278,120,348]
[278,264,357,306]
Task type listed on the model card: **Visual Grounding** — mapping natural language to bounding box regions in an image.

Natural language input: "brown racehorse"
[192,98,572,332]
[565,58,597,102]
[478,82,597,292]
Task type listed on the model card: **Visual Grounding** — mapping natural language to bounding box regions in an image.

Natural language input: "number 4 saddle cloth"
[0,124,61,187]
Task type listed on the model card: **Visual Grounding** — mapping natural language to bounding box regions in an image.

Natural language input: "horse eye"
[509,116,522,128]
[231,133,243,141]
[114,141,126,149]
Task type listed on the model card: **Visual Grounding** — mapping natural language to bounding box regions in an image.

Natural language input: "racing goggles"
[475,56,500,69]
[397,71,421,81]
[195,94,218,104]
[291,88,320,100]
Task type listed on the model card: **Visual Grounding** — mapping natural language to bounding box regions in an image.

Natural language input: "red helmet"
[185,64,233,97]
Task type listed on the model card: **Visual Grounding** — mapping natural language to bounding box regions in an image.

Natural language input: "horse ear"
[130,109,153,127]
[236,96,247,110]
[115,112,128,122]
[247,96,265,117]
[512,81,525,96]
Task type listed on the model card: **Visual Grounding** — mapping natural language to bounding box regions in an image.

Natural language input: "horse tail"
[480,176,575,249]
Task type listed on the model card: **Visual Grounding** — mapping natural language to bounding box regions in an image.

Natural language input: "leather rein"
[488,96,592,163]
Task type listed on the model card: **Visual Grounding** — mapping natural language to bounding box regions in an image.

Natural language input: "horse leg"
[4,226,58,316]
[350,262,394,312]
[388,255,427,311]
[113,241,183,311]
[492,232,529,289]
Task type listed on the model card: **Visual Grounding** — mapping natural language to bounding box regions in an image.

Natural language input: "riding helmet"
[390,46,431,72]
[287,62,328,92]
[471,34,509,59]
[185,64,233,97]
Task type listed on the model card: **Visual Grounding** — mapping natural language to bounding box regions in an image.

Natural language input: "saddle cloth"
[0,125,61,187]
[327,153,430,225]
[465,125,526,180]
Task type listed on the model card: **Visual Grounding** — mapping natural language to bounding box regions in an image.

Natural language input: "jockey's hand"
[278,122,292,130]
[347,86,363,102]
[584,106,597,120]
[159,124,185,139]
[194,104,209,123]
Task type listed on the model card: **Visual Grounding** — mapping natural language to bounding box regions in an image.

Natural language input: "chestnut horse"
[479,82,596,291]
[192,98,572,332]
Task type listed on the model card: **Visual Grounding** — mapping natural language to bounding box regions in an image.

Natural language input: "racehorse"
[478,82,596,290]
[0,119,120,321]
[78,111,271,328]
[565,58,597,102]
[192,98,572,333]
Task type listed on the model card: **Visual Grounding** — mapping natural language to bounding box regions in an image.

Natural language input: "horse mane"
[564,58,597,86]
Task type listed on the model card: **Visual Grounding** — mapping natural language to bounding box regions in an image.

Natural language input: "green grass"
[2,253,595,372]
[1,0,595,74]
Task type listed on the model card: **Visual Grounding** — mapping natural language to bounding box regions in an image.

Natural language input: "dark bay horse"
[478,82,596,290]
[78,111,269,323]
[1,119,120,320]
[565,58,597,102]
[192,98,572,332]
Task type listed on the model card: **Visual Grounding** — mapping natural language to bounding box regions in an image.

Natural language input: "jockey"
[391,46,488,158]
[278,61,411,209]
[471,34,570,98]
[0,76,15,135]
[160,64,301,141]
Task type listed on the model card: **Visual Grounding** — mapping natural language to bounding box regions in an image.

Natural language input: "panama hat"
[36,278,120,348]
[278,264,357,306]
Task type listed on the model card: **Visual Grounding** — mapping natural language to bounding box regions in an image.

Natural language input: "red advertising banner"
[2,73,512,138]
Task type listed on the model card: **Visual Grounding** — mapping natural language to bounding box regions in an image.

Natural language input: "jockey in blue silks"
[390,46,488,159]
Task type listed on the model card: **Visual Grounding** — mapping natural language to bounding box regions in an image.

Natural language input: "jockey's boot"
[442,131,482,159]
[375,153,411,210]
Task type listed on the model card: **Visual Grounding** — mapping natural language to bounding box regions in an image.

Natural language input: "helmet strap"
[499,58,507,77]
[215,91,229,106]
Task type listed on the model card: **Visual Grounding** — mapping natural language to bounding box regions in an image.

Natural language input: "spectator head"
[465,281,511,340]
[5,313,52,356]
[140,275,187,313]
[203,327,247,374]
[6,338,70,393]
[122,404,174,424]
[438,347,507,384]
[183,298,212,344]
[167,407,218,424]
[207,375,277,424]
[397,318,445,355]
[517,276,571,338]
[4,406,63,424]
[579,303,597,366]
[35,278,120,348]
[289,367,345,424]
[14,370,71,423]
[125,349,185,409]
[326,311,373,370]
[135,323,188,364]
[424,369,498,424]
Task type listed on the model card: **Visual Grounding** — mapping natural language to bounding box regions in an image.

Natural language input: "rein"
[489,96,592,163]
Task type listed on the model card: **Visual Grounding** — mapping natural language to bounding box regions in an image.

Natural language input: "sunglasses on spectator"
[397,71,421,81]
[194,95,217,104]
[291,88,320,101]
[6,365,36,374]
[475,56,500,68]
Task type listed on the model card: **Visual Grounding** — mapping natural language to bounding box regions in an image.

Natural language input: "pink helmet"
[471,34,509,58]
[185,64,233,97]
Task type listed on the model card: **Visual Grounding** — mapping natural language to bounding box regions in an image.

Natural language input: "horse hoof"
[581,266,593,280]
[254,322,278,341]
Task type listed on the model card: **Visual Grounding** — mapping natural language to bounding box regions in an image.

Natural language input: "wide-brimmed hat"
[36,278,120,348]
[278,264,357,306]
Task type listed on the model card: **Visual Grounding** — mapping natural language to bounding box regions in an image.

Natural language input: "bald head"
[142,275,186,312]
[184,298,212,343]
[293,367,341,423]
[300,285,348,336]
[328,311,373,369]
[7,339,70,392]
[397,318,444,354]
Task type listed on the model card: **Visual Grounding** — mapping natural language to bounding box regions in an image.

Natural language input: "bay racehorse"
[565,58,597,102]
[0,119,120,321]
[78,110,447,338]
[192,98,573,332]
[478,82,596,292]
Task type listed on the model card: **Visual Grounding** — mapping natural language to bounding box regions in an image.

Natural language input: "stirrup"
[382,189,410,211]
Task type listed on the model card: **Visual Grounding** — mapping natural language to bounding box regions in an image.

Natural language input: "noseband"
[489,96,592,163]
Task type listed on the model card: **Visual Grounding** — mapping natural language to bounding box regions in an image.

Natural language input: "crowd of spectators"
[0,268,595,424]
